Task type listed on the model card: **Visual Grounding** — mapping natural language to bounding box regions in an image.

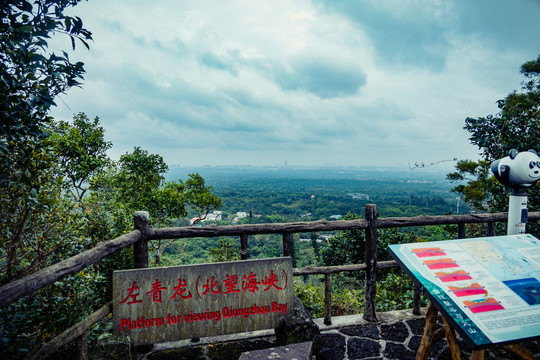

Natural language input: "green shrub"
[376,271,427,311]
[331,287,364,316]
[293,280,324,318]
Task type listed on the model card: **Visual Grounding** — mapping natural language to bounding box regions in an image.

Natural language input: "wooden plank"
[282,232,291,257]
[470,350,485,360]
[442,316,462,360]
[487,221,495,236]
[147,212,540,240]
[5,211,539,309]
[293,260,397,276]
[416,303,439,360]
[76,331,88,360]
[133,211,149,268]
[458,223,466,239]
[504,344,536,360]
[150,219,369,240]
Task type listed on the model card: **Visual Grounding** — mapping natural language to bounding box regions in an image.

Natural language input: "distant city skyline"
[50,0,540,168]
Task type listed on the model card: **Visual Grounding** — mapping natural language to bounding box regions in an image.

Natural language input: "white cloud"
[51,0,540,167]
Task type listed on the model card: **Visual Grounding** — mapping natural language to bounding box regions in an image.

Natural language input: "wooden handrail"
[0,230,141,308]
[2,211,539,309]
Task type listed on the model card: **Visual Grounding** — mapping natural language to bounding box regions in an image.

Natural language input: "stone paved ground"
[141,310,540,360]
[317,317,540,360]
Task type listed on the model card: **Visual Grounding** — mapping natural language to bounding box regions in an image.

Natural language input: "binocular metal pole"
[507,187,528,235]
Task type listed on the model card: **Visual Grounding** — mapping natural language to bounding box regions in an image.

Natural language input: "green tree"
[208,238,240,262]
[112,146,169,214]
[0,138,65,285]
[448,55,540,228]
[0,0,91,176]
[319,213,418,285]
[51,113,112,204]
[95,147,221,226]
[0,0,93,286]
[1,116,222,356]
[446,160,502,212]
[90,147,222,264]
[319,213,364,267]
[463,55,540,161]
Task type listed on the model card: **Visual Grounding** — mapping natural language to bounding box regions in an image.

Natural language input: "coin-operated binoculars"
[491,149,540,235]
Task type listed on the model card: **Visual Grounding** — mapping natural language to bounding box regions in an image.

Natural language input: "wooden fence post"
[458,222,466,239]
[364,204,378,322]
[487,221,495,236]
[413,284,422,315]
[76,331,88,360]
[283,232,291,257]
[324,273,332,325]
[133,211,150,268]
[240,234,248,260]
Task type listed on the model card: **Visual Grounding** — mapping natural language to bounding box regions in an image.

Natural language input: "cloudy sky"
[50,0,540,169]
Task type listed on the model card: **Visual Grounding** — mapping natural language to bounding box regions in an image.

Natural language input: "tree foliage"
[51,113,112,203]
[90,147,222,228]
[446,160,503,212]
[448,55,540,222]
[0,114,222,358]
[0,0,93,287]
[464,55,540,161]
[0,137,65,285]
[0,0,91,165]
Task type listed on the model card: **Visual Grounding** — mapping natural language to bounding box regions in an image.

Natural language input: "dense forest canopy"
[168,165,461,221]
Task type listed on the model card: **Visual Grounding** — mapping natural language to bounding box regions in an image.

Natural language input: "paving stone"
[318,334,345,360]
[206,339,275,360]
[405,318,426,336]
[239,341,312,360]
[407,334,422,352]
[430,340,451,360]
[384,342,416,360]
[340,325,379,339]
[380,322,409,343]
[347,337,381,359]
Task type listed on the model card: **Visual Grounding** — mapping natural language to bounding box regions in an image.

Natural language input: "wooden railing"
[2,204,539,359]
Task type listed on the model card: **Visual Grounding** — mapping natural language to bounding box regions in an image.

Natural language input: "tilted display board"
[113,257,294,345]
[388,234,540,347]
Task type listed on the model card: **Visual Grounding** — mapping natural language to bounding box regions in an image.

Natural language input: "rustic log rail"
[1,205,538,360]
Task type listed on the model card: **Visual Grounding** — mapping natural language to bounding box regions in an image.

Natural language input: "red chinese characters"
[120,281,143,305]
[262,270,282,291]
[171,278,192,300]
[223,274,241,294]
[147,279,167,303]
[202,276,221,295]
[120,269,286,306]
[242,272,260,293]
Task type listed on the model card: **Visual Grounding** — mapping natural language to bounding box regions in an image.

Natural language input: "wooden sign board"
[113,257,294,345]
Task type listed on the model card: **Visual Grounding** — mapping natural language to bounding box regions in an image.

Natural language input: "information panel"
[113,257,294,345]
[388,234,540,346]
